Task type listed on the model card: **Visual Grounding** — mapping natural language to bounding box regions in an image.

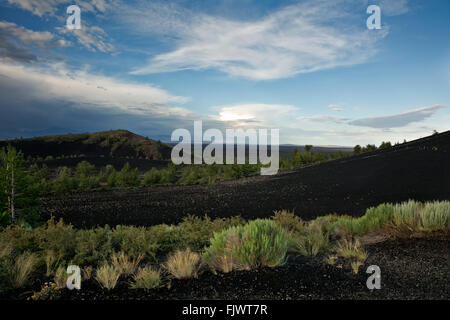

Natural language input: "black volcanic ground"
[39,131,450,228]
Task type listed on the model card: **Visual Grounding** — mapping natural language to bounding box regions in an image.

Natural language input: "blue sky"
[0,0,449,146]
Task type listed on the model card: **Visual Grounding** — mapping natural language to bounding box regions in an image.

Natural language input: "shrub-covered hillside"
[0,130,172,160]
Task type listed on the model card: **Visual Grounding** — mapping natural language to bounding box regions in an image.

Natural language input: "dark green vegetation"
[0,200,448,299]
[0,130,172,160]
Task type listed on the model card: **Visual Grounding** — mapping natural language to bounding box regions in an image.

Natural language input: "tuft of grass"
[44,250,62,277]
[82,266,93,280]
[203,219,289,272]
[110,251,143,275]
[351,260,363,274]
[292,225,329,256]
[95,264,122,290]
[335,238,368,262]
[393,200,422,228]
[325,255,337,265]
[9,251,38,288]
[130,266,162,290]
[165,248,201,279]
[420,201,449,231]
[53,266,68,288]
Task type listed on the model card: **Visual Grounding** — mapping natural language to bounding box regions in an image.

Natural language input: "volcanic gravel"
[17,238,443,300]
[39,131,450,228]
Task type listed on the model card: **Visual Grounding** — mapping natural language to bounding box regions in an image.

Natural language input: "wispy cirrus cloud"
[348,105,446,128]
[329,104,344,111]
[0,20,70,62]
[6,0,109,17]
[125,0,388,80]
[56,25,116,53]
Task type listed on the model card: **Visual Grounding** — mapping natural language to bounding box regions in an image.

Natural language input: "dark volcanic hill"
[40,130,450,228]
[0,130,172,160]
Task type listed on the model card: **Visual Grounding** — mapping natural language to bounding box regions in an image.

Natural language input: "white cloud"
[0,20,70,62]
[214,103,300,127]
[0,62,189,115]
[6,0,109,17]
[377,0,409,16]
[57,25,116,53]
[127,0,388,80]
[329,104,344,111]
[348,105,446,128]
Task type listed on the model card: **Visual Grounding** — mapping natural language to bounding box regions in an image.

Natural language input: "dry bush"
[95,264,122,290]
[9,251,38,288]
[165,248,201,279]
[336,238,367,262]
[110,251,143,275]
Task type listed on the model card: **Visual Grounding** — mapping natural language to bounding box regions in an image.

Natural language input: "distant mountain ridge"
[0,130,172,160]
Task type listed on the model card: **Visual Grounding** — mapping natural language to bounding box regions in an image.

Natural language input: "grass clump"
[292,224,329,256]
[393,200,422,228]
[165,248,201,279]
[110,251,143,275]
[130,266,162,290]
[420,201,449,231]
[203,219,289,272]
[335,238,368,262]
[9,251,39,288]
[95,264,122,290]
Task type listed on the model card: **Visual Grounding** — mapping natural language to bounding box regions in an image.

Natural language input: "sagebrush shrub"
[111,225,157,262]
[393,200,423,228]
[420,201,450,231]
[272,210,305,234]
[203,219,289,272]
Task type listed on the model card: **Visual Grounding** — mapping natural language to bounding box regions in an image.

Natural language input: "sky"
[0,0,449,146]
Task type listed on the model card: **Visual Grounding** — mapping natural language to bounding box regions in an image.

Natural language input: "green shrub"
[272,210,305,234]
[116,163,140,187]
[52,167,78,193]
[203,219,289,272]
[335,203,394,235]
[130,266,162,290]
[292,225,329,256]
[73,226,113,266]
[36,218,76,265]
[420,201,450,231]
[143,168,161,186]
[111,225,158,262]
[148,224,183,255]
